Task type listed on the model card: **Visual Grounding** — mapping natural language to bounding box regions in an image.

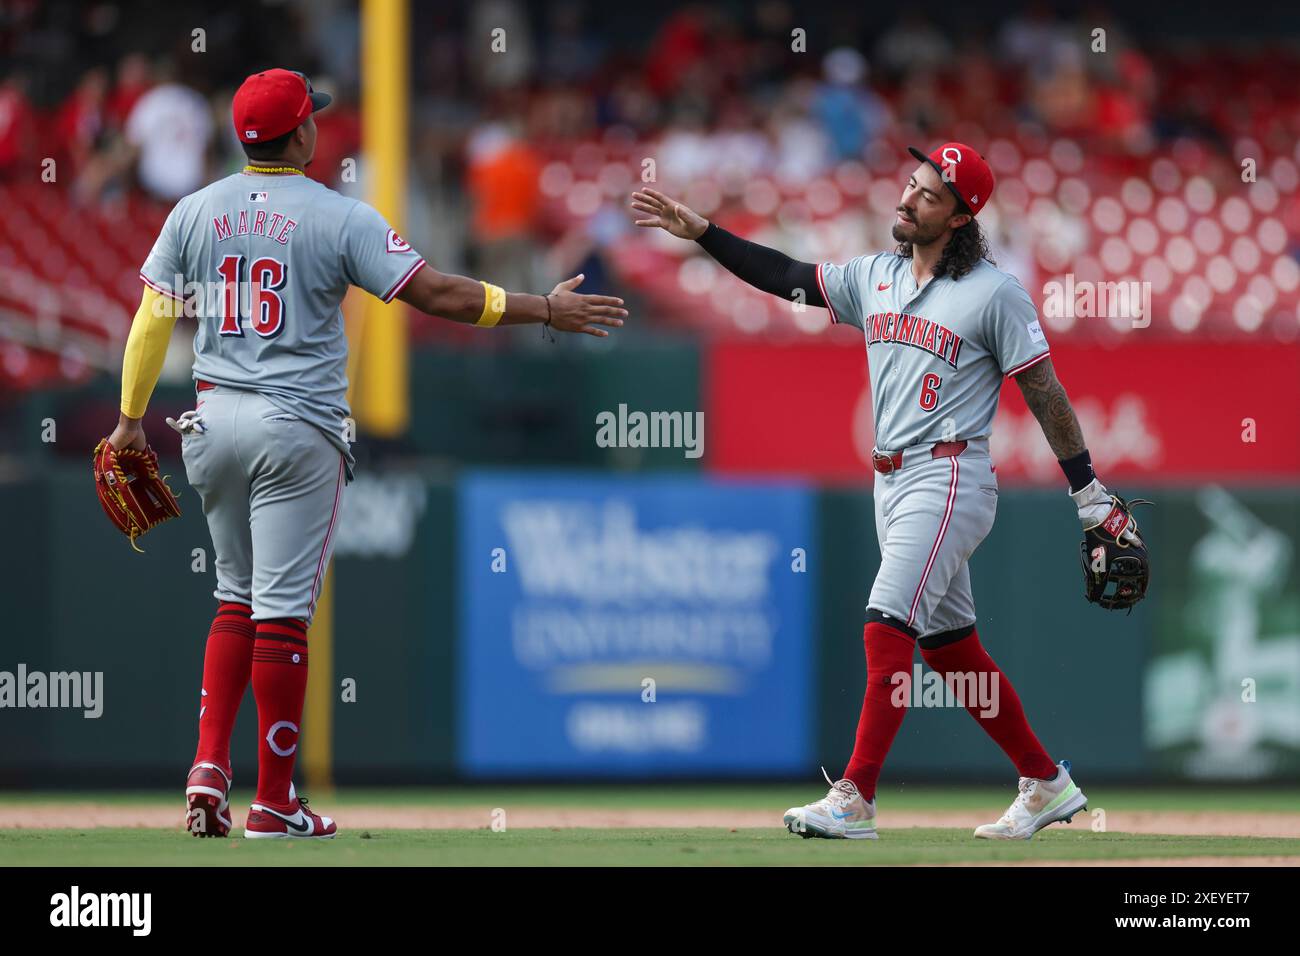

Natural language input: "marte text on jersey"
[212,208,299,245]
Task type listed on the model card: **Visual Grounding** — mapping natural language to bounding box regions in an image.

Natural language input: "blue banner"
[457,472,814,776]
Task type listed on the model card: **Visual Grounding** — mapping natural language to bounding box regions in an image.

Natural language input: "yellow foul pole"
[357,0,411,436]
[302,565,336,794]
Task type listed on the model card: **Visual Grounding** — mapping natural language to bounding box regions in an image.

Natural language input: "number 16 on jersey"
[217,254,289,338]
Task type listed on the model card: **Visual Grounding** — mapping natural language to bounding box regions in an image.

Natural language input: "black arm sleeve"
[695,223,826,308]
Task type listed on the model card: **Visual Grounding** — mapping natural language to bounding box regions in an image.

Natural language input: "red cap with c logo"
[908,142,995,216]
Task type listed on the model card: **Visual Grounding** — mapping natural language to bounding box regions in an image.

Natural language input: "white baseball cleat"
[974,759,1087,840]
[783,768,878,840]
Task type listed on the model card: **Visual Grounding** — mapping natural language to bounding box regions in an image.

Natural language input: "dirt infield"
[4,803,1300,838]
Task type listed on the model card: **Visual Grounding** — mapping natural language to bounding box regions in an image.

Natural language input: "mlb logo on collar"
[248,191,269,203]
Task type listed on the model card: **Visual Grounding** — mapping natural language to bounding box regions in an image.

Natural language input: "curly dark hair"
[894,203,995,280]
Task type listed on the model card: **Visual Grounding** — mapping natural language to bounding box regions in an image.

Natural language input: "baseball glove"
[92,438,182,552]
[1076,487,1152,612]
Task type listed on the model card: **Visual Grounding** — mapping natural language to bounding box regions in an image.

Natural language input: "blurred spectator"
[466,121,543,291]
[769,80,832,184]
[950,41,1005,128]
[897,68,954,138]
[997,2,1063,68]
[711,99,772,184]
[540,1,603,85]
[54,67,108,177]
[105,53,152,130]
[470,0,534,90]
[748,0,806,93]
[307,80,362,188]
[528,84,597,145]
[0,71,35,178]
[655,105,718,184]
[873,13,952,79]
[645,7,712,98]
[813,48,890,162]
[124,65,213,200]
[600,72,660,135]
[301,0,361,92]
[0,0,1295,361]
[1028,58,1092,134]
[1091,55,1155,152]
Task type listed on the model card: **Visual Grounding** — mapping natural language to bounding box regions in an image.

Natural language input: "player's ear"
[949,212,972,231]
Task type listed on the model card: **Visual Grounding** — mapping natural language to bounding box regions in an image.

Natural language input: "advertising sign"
[458,473,814,776]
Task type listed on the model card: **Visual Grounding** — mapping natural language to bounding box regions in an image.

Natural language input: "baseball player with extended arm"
[632,142,1149,841]
[101,69,626,839]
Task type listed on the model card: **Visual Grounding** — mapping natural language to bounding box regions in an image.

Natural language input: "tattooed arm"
[1016,357,1150,603]
[1015,357,1107,509]
[1013,357,1087,461]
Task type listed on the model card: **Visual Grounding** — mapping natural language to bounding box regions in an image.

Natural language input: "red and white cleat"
[244,784,337,840]
[185,762,233,838]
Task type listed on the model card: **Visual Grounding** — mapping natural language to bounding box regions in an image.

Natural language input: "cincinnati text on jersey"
[211,208,299,245]
[863,312,963,369]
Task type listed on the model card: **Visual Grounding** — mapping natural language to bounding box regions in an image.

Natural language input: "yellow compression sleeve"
[476,281,506,327]
[120,286,181,418]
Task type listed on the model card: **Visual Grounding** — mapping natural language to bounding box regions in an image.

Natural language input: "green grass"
[3,784,1299,813]
[5,786,1297,865]
[1,827,1296,867]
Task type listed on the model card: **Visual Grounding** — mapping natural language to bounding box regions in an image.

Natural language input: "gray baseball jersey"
[139,171,427,476]
[816,253,1049,452]
[815,252,1048,637]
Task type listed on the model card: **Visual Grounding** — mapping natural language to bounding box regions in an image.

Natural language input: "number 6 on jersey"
[217,254,288,338]
[918,372,942,411]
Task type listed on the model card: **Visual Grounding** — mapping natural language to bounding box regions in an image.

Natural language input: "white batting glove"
[165,410,206,435]
[1071,477,1145,546]
[1070,478,1114,530]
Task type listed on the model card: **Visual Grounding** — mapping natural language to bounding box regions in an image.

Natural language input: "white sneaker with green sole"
[784,769,878,840]
[974,759,1088,840]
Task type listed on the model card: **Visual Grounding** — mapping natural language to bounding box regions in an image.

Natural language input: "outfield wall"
[1,467,1295,786]
[1,337,1295,785]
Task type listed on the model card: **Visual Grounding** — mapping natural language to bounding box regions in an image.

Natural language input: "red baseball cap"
[907,142,995,216]
[232,69,331,144]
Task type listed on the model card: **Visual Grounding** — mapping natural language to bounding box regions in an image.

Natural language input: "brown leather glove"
[92,438,182,552]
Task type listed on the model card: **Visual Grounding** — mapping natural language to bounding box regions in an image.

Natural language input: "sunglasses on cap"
[292,70,333,113]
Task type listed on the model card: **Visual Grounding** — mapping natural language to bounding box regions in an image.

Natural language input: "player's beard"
[892,215,945,246]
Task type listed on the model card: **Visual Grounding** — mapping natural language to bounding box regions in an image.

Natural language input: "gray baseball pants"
[180,386,345,625]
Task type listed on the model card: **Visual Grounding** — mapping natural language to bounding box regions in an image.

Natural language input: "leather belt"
[196,379,216,392]
[872,439,968,475]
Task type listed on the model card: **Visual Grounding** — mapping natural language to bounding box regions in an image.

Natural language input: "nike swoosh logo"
[831,809,856,819]
[878,282,891,291]
[262,807,311,833]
